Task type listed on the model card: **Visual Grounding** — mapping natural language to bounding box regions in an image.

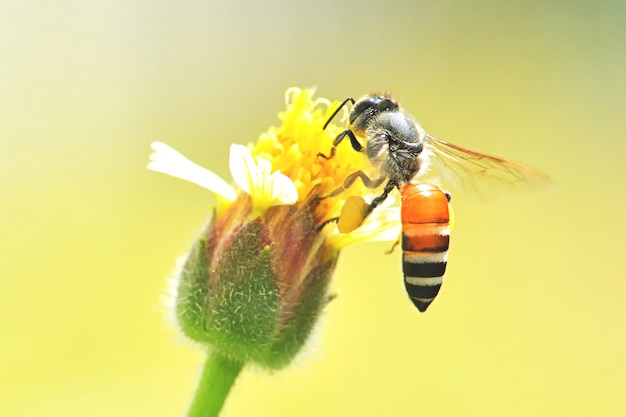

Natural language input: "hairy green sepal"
[175,218,334,369]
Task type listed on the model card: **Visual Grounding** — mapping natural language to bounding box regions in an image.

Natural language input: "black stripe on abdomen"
[404,280,442,299]
[402,260,447,277]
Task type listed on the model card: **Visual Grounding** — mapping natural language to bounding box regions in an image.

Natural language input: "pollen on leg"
[337,195,369,233]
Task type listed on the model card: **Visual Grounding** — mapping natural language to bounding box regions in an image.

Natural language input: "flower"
[148,87,400,369]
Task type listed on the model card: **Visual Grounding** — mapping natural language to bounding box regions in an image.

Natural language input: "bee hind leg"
[365,180,397,216]
[315,172,387,231]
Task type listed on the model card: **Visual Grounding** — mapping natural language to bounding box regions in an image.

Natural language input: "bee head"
[349,95,399,133]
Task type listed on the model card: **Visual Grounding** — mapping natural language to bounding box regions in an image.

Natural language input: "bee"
[400,183,451,312]
[320,93,555,217]
[324,93,555,312]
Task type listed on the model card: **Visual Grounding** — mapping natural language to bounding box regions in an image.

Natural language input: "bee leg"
[315,216,340,232]
[317,177,394,231]
[315,171,386,230]
[365,181,397,216]
[315,170,385,201]
[444,191,452,202]
[323,97,355,130]
[385,237,401,254]
[318,129,362,160]
[343,170,385,189]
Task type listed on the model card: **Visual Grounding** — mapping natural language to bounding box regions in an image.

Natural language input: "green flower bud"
[175,195,337,369]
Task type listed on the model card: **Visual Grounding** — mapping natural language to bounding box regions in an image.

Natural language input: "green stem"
[186,352,244,417]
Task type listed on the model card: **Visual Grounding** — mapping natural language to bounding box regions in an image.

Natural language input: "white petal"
[229,144,298,212]
[148,142,236,201]
[357,207,402,241]
[269,170,299,205]
[229,144,255,195]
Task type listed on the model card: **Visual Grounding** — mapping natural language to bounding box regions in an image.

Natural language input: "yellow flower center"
[251,88,377,224]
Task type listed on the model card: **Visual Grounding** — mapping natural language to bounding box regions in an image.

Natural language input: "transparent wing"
[421,135,556,204]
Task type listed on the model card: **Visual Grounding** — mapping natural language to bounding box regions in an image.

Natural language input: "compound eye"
[349,98,377,124]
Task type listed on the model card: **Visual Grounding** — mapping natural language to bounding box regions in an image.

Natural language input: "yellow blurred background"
[2,1,625,416]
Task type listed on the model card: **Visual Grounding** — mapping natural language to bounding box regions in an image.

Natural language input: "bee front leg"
[317,129,363,160]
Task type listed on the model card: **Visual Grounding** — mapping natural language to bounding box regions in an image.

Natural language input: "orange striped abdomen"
[401,183,451,312]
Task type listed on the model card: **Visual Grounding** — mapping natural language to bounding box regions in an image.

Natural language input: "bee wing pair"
[422,135,556,204]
